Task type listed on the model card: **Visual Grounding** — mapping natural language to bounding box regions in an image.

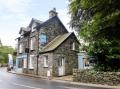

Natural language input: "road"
[0,67,114,89]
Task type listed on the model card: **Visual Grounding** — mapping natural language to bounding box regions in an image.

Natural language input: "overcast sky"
[0,0,71,48]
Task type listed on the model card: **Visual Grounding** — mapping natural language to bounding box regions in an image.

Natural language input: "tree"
[0,46,14,64]
[69,0,120,71]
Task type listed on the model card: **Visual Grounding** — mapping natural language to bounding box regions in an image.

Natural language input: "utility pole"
[36,28,39,75]
[26,31,30,74]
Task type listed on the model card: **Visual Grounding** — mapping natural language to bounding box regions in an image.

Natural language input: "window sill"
[43,66,48,68]
[71,49,79,52]
[29,68,34,70]
[30,49,35,51]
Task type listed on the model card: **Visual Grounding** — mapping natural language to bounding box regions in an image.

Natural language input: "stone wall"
[73,69,120,86]
[38,53,53,76]
[53,35,79,76]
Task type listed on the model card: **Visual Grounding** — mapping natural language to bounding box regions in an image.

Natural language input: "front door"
[58,57,65,76]
[17,58,23,73]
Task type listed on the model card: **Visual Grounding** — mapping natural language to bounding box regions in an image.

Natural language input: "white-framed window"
[43,55,48,67]
[23,58,27,68]
[32,23,36,32]
[18,58,23,68]
[29,55,34,69]
[30,37,35,50]
[72,42,75,50]
[39,33,47,45]
[19,43,23,53]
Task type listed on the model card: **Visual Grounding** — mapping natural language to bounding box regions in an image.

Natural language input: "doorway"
[58,57,65,76]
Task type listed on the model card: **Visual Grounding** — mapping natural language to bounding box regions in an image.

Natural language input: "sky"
[0,0,71,48]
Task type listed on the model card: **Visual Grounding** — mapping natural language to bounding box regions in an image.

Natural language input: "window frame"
[39,33,48,45]
[31,23,36,32]
[19,43,23,53]
[72,42,75,50]
[43,55,48,68]
[30,37,36,50]
[23,58,27,68]
[29,55,34,69]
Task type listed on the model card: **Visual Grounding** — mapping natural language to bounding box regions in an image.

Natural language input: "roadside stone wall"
[73,69,120,86]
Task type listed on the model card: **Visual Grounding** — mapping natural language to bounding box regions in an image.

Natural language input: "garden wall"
[73,69,120,86]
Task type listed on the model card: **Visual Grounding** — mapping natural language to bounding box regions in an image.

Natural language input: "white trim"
[29,55,34,69]
[58,57,65,76]
[32,23,36,32]
[30,38,33,50]
[23,58,27,68]
[19,44,23,53]
[43,56,48,67]
[30,37,35,50]
[72,42,75,50]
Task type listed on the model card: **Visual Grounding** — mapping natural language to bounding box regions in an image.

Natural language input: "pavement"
[0,67,120,89]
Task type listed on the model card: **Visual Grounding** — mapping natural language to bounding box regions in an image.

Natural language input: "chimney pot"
[49,8,58,18]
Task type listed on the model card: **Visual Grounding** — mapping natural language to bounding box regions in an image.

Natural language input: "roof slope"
[36,16,68,33]
[29,18,42,27]
[40,33,73,53]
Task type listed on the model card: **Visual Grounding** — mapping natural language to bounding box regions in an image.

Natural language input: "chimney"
[49,8,58,18]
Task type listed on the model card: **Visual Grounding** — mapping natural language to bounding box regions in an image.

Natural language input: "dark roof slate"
[36,16,68,33]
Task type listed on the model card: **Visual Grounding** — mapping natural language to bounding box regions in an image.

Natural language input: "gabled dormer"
[29,18,42,32]
[19,27,26,35]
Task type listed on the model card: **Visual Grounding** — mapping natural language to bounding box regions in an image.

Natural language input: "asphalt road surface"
[0,67,114,89]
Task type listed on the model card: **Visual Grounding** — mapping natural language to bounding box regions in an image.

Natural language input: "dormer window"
[32,23,36,32]
[20,30,24,36]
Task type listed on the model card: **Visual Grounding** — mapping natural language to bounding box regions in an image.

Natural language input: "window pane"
[23,58,27,68]
[30,37,35,50]
[19,44,23,53]
[43,56,48,67]
[29,55,34,69]
[39,34,47,44]
[72,42,75,50]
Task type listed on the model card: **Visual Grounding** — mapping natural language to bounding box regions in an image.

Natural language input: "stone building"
[16,8,80,76]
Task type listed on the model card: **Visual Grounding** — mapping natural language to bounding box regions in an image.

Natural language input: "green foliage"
[0,46,14,64]
[69,0,120,71]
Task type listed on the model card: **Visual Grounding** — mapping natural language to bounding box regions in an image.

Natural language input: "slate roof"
[40,32,73,53]
[29,18,42,28]
[19,27,31,34]
[32,18,43,24]
[36,16,68,33]
[19,18,42,35]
